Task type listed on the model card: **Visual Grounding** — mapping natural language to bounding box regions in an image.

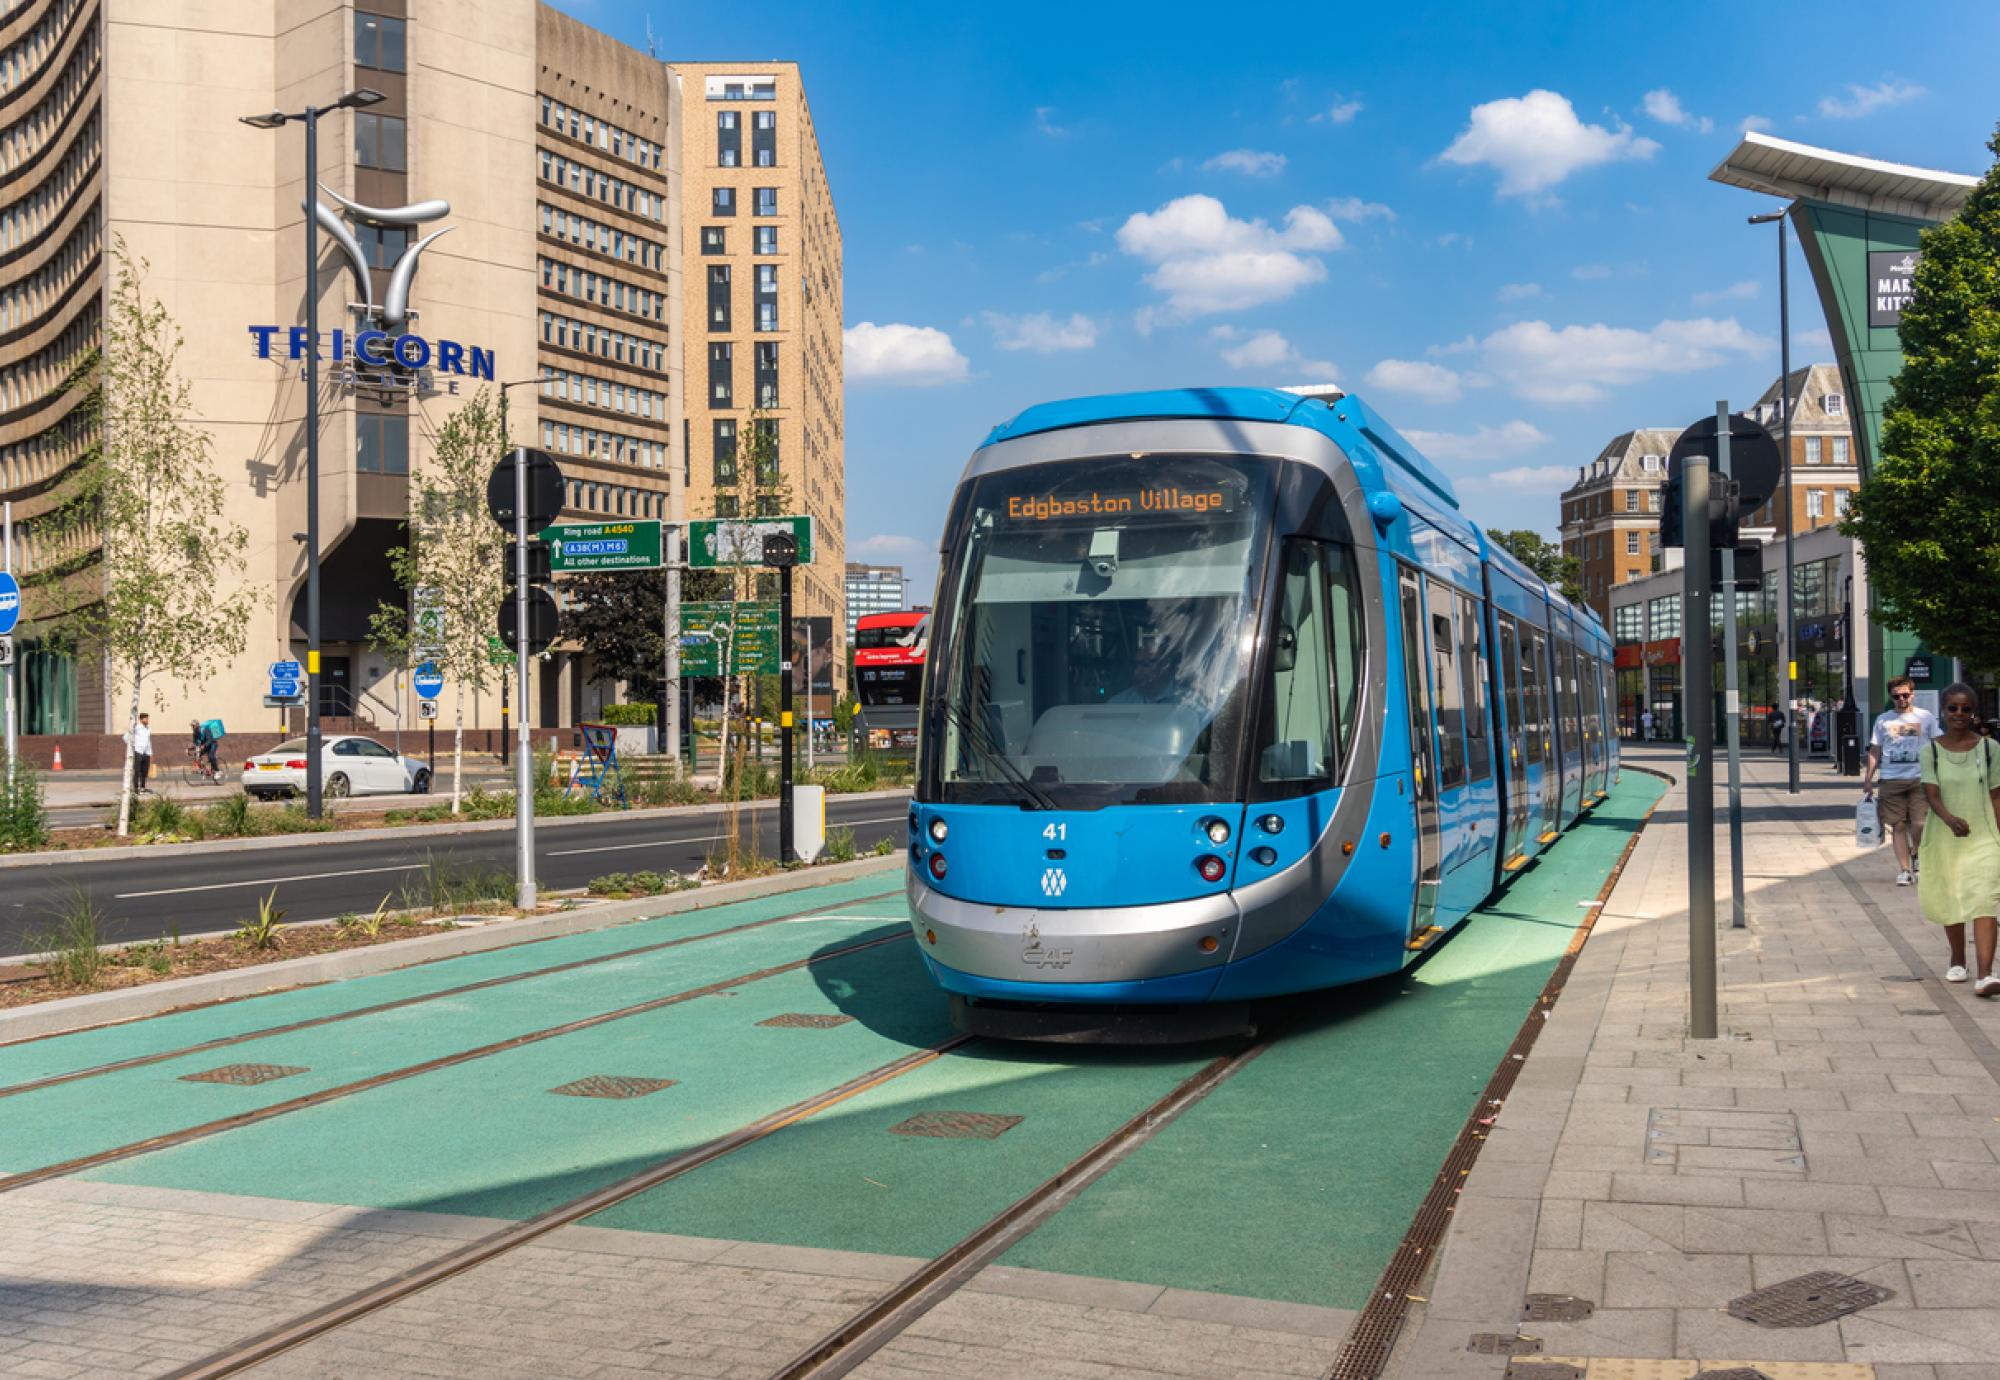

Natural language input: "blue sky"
[559,0,1996,601]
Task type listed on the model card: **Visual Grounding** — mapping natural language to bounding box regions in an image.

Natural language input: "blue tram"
[906,388,1616,1040]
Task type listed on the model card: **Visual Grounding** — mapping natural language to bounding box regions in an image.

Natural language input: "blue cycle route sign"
[0,571,20,637]
[267,658,303,700]
[413,662,445,700]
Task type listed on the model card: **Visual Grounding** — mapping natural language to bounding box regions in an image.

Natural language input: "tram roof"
[984,387,1464,510]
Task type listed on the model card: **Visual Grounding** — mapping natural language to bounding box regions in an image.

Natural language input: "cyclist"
[190,718,224,782]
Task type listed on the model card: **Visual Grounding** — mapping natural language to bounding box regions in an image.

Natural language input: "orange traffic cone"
[51,745,64,771]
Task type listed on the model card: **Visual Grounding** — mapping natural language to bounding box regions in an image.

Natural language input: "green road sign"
[487,635,517,667]
[539,520,663,572]
[680,600,782,675]
[687,516,814,569]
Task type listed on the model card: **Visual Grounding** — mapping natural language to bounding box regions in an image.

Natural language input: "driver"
[1110,631,1179,705]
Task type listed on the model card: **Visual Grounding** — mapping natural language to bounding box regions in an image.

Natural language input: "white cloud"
[1641,88,1713,134]
[1692,280,1759,306]
[850,534,932,563]
[1498,282,1544,302]
[1211,326,1337,380]
[1203,149,1288,177]
[1310,94,1364,125]
[1401,421,1551,464]
[982,310,1099,353]
[1325,195,1395,222]
[1740,115,1774,134]
[1364,358,1463,403]
[1477,317,1772,404]
[1034,106,1071,138]
[1572,263,1613,281]
[1438,89,1660,198]
[1117,194,1341,322]
[1817,80,1924,120]
[1475,464,1575,491]
[843,322,970,385]
[1796,326,1834,352]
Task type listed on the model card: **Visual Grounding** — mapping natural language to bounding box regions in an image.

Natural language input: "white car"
[242,735,434,800]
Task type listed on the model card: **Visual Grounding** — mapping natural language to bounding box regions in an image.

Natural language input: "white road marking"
[115,864,429,899]
[547,814,909,858]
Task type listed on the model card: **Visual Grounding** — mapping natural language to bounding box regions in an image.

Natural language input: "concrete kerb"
[0,853,906,1044]
[0,787,913,870]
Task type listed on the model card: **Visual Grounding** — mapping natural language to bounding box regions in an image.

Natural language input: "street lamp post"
[242,87,385,820]
[1749,210,1800,795]
[495,376,545,769]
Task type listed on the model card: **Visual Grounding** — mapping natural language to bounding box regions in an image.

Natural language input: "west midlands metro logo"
[249,186,494,384]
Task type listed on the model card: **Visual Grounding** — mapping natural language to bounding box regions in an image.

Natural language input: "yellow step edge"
[1538,830,1560,843]
[1502,854,1529,872]
[1406,925,1445,952]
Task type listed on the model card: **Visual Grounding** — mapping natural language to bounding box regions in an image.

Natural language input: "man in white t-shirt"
[124,712,154,795]
[1640,709,1654,741]
[1862,677,1942,885]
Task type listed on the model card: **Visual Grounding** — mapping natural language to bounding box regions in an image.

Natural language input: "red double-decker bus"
[854,610,927,748]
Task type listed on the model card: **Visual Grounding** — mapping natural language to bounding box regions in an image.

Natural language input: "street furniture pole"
[1718,404,1747,929]
[303,105,324,820]
[1685,418,1718,1038]
[779,564,796,863]
[513,446,537,910]
[1779,218,1799,794]
[665,525,682,774]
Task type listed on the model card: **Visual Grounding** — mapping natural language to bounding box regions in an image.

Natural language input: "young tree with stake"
[370,391,509,813]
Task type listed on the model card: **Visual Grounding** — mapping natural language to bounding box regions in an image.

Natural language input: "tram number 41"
[1042,823,1067,841]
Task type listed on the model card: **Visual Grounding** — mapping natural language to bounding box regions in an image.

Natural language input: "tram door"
[1497,617,1531,866]
[1397,567,1442,938]
[1528,629,1561,842]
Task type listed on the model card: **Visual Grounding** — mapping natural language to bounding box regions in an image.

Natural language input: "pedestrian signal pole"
[1717,403,1747,930]
[1684,424,1717,1040]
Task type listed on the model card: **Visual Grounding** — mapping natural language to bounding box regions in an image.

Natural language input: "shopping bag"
[1855,797,1881,849]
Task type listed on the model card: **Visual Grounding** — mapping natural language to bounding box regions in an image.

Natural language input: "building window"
[1624,489,1637,513]
[1626,530,1640,555]
[754,417,780,482]
[354,12,406,72]
[1805,436,1821,464]
[1807,489,1824,521]
[716,110,740,167]
[1640,454,1662,472]
[754,225,777,255]
[355,113,406,172]
[709,342,733,405]
[356,412,408,475]
[1832,436,1848,465]
[360,224,411,269]
[702,227,726,254]
[753,187,777,216]
[755,263,778,332]
[752,109,776,167]
[708,264,731,330]
[715,494,740,518]
[1824,392,1844,417]
[1834,488,1851,517]
[713,418,737,485]
[755,341,778,408]
[712,186,735,216]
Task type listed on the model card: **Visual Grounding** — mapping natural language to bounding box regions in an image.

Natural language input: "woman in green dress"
[1918,683,2000,996]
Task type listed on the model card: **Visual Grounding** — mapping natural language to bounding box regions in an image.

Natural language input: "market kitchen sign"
[1867,250,1922,328]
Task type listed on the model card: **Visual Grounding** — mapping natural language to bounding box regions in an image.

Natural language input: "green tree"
[567,566,728,691]
[42,239,259,837]
[369,390,508,812]
[1489,528,1586,604]
[1843,126,2000,673]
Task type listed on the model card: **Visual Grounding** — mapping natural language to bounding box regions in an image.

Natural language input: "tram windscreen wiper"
[945,700,1056,811]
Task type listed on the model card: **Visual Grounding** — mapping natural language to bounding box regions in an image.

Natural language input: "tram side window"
[1256,541,1336,789]
[1523,629,1547,765]
[1557,638,1583,761]
[1459,593,1491,783]
[1427,578,1467,792]
[1328,545,1365,765]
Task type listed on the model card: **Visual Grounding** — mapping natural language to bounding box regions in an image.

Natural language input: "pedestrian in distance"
[1863,676,1941,885]
[1640,708,1654,742]
[1770,705,1786,755]
[126,712,154,794]
[1918,683,2000,994]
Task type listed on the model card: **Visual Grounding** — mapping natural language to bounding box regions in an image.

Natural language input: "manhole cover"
[1521,1294,1594,1322]
[1693,1369,1775,1380]
[888,1111,1024,1140]
[549,1075,678,1099]
[180,1064,309,1086]
[1505,1365,1584,1380]
[1466,1333,1540,1355]
[1727,1271,1895,1327]
[757,1013,855,1028]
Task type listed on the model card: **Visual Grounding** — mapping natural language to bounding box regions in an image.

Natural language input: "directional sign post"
[688,516,814,569]
[680,601,781,675]
[540,520,662,573]
[267,658,304,703]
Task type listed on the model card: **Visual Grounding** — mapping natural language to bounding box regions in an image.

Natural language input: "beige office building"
[670,61,847,682]
[1,2,841,764]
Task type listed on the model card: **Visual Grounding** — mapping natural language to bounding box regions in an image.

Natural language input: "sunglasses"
[1891,692,1914,700]
[1946,704,1978,715]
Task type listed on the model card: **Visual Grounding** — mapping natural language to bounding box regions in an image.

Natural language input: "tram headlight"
[928,817,948,843]
[1203,818,1231,845]
[1256,814,1284,835]
[928,852,948,880]
[1196,855,1227,883]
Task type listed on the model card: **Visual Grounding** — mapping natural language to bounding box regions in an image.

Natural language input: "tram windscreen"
[931,456,1270,806]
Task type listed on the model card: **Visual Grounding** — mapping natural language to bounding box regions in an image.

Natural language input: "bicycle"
[182,736,225,787]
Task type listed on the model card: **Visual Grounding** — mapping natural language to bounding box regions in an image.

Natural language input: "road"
[2,793,911,955]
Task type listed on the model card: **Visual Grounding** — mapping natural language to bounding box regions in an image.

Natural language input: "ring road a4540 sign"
[540,520,662,573]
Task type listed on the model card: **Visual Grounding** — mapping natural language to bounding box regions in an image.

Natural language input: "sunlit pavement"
[1389,742,2000,1379]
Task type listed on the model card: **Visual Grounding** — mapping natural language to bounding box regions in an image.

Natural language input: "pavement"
[37,760,517,828]
[1388,742,2000,1380]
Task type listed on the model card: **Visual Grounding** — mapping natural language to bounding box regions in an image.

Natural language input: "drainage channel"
[0,928,914,1196]
[0,885,905,1099]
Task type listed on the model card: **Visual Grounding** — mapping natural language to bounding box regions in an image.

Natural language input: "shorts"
[1877,777,1928,834]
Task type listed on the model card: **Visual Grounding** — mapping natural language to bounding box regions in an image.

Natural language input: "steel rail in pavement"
[0,886,906,1098]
